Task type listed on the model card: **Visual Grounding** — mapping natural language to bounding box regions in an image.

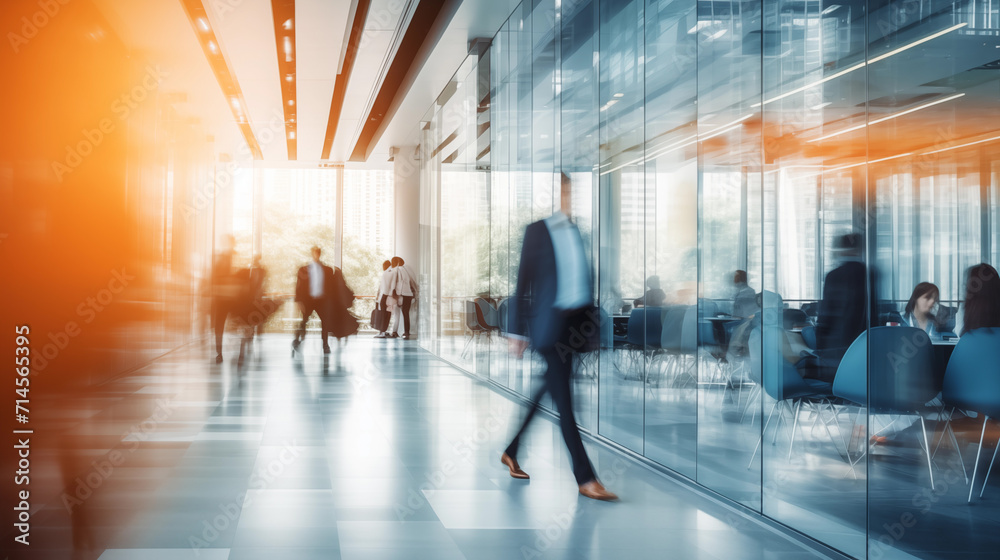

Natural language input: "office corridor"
[17,336,832,560]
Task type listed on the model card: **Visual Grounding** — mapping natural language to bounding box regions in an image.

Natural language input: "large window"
[228,165,394,329]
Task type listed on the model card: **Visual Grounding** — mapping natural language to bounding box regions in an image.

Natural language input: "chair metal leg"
[748,400,779,469]
[919,416,935,491]
[788,400,803,460]
[772,401,788,445]
[980,426,999,499]
[461,333,475,359]
[945,421,969,484]
[969,416,990,503]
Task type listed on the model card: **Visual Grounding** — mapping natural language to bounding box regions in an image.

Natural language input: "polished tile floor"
[18,335,837,560]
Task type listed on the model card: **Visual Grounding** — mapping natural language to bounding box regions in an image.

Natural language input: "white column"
[394,146,420,335]
[394,146,420,272]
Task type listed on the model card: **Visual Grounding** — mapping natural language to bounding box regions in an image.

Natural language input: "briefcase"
[371,304,390,331]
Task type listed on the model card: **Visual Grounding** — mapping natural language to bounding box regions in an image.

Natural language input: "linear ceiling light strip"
[271,0,296,160]
[320,0,372,160]
[179,0,262,159]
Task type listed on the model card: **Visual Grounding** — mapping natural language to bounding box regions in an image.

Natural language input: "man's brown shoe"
[579,480,618,501]
[501,453,529,479]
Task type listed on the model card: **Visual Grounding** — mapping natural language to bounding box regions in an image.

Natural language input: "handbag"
[370,303,391,332]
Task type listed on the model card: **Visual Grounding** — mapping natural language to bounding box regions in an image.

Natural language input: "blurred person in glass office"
[633,275,666,308]
[812,232,879,382]
[732,269,758,318]
[501,173,617,502]
[956,263,1000,336]
[901,282,943,337]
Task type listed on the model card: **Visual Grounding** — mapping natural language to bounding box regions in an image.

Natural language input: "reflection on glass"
[413,0,1000,557]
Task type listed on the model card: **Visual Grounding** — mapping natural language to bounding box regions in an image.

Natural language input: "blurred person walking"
[293,246,338,354]
[211,234,239,364]
[500,174,617,501]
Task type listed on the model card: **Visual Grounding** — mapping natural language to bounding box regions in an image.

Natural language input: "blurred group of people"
[210,238,359,363]
[719,232,1000,383]
[210,235,274,366]
[375,256,417,339]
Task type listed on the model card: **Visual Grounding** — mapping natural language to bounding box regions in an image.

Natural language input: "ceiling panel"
[296,0,350,161]
[332,29,393,161]
[91,0,246,157]
[207,0,286,161]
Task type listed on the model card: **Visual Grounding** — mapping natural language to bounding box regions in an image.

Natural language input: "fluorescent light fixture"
[282,18,293,30]
[821,5,842,16]
[288,100,295,106]
[810,101,833,110]
[613,93,624,98]
[207,40,218,54]
[755,23,966,108]
[600,114,753,175]
[230,98,240,110]
[288,131,295,139]
[809,93,965,142]
[924,133,1000,155]
[197,18,209,32]
[286,74,294,82]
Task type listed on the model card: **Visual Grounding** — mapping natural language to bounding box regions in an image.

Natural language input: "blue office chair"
[658,305,693,386]
[942,327,1000,502]
[747,325,835,468]
[497,298,509,333]
[800,325,817,350]
[461,300,487,359]
[622,308,648,380]
[833,327,939,489]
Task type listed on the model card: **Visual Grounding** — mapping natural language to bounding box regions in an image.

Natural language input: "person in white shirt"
[389,256,416,339]
[293,246,335,354]
[375,260,394,338]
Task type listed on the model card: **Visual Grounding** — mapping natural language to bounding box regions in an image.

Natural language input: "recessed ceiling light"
[207,40,218,53]
[288,100,294,106]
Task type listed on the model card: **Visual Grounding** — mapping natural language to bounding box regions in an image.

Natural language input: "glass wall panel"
[866,2,1000,557]
[562,0,601,431]
[598,0,646,454]
[490,20,512,388]
[759,1,868,554]
[416,1,1000,557]
[696,0,763,508]
[642,0,699,477]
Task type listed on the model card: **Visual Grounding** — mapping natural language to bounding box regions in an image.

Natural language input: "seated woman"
[633,275,666,308]
[958,263,1000,336]
[901,282,942,337]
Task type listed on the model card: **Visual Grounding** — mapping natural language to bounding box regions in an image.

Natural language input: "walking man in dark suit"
[293,246,335,355]
[501,174,617,501]
[211,235,236,364]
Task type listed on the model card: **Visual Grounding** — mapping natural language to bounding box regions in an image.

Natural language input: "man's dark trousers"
[296,297,329,347]
[504,311,595,485]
